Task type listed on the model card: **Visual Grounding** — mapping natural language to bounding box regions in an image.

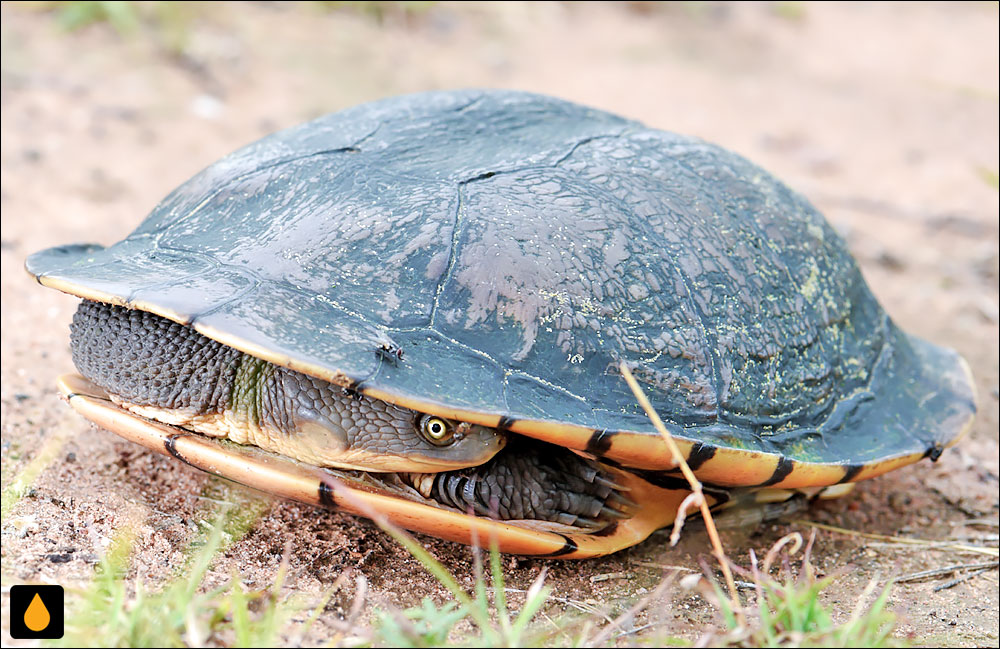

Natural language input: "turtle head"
[286,389,506,472]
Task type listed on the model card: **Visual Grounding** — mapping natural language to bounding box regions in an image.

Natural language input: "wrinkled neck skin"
[69,300,633,530]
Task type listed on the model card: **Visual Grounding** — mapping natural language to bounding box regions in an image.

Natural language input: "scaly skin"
[70,300,503,472]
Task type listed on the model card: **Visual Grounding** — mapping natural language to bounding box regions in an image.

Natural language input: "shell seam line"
[142,247,387,368]
[428,183,466,328]
[145,245,262,324]
[552,135,720,418]
[422,129,634,329]
[151,143,372,243]
[669,152,818,429]
[550,129,634,167]
[348,121,383,149]
[618,147,722,416]
[670,153,806,332]
[453,95,485,113]
[508,369,592,404]
[121,248,251,318]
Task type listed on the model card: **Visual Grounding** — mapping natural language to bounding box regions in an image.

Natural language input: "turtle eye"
[419,415,455,446]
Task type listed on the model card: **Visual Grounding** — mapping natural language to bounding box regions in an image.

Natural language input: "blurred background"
[2,2,998,645]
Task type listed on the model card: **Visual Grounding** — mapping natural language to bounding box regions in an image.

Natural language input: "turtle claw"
[599,504,631,520]
[418,440,641,532]
[564,515,605,530]
[595,474,630,492]
[604,489,638,512]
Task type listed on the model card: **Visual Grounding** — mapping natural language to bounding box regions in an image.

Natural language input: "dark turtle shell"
[26,89,975,489]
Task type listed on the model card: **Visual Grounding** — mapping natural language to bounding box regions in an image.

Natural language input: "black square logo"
[9,585,64,639]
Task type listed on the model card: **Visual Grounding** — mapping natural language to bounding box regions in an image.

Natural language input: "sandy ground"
[2,2,998,645]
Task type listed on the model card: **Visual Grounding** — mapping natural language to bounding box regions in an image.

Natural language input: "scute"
[26,89,975,472]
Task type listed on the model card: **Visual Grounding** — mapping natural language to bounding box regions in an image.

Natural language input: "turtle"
[26,89,976,558]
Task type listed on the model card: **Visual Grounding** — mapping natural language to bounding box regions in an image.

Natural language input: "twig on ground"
[630,560,698,573]
[951,518,999,528]
[613,621,658,639]
[792,520,1000,557]
[502,588,615,625]
[589,571,629,583]
[895,561,999,584]
[586,575,675,646]
[932,567,996,592]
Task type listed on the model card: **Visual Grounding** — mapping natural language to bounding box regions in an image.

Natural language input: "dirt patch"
[2,2,997,645]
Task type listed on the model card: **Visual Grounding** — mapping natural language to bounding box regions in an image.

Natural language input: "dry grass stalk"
[619,362,746,628]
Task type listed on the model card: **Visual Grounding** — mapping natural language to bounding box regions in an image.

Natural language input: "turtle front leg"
[403,439,638,531]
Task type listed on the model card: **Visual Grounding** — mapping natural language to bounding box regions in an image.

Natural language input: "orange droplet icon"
[24,592,51,632]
